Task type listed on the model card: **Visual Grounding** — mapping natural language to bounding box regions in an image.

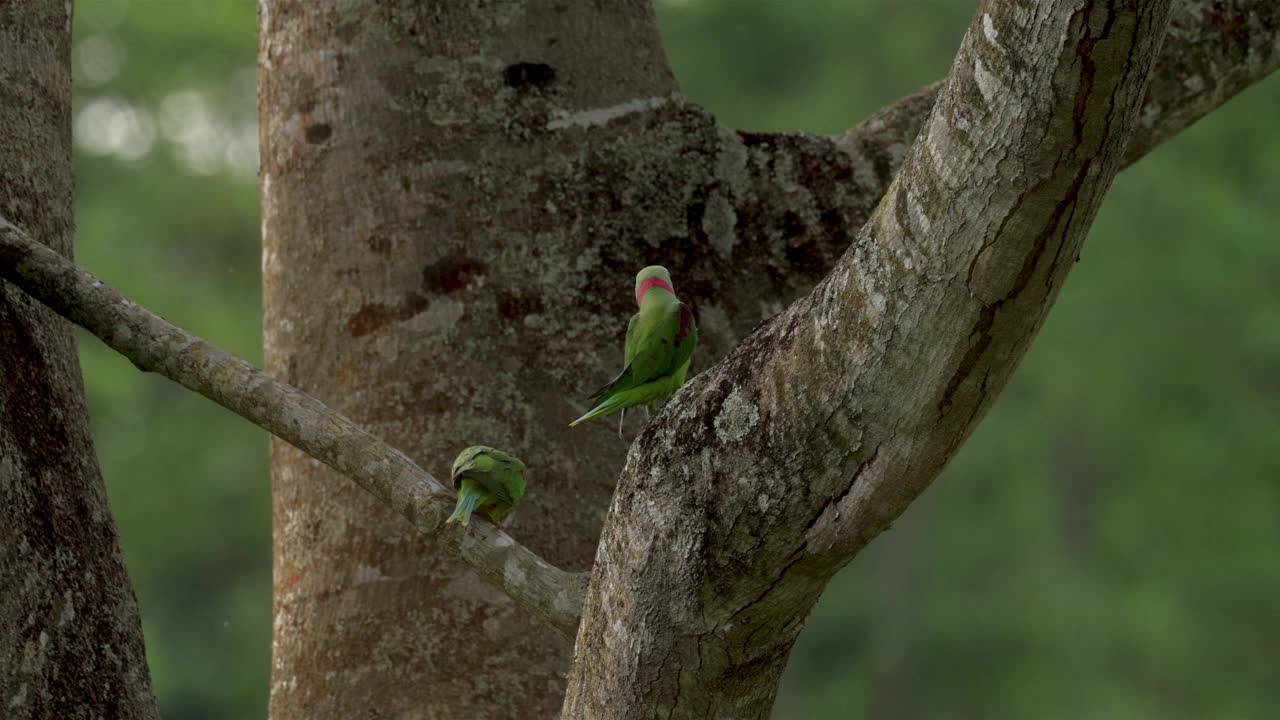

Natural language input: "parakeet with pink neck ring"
[570,265,697,436]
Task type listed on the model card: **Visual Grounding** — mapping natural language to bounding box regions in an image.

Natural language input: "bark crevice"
[563,1,1179,716]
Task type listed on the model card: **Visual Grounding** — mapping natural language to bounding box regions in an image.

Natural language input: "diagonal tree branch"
[833,0,1280,180]
[563,0,1177,716]
[0,215,584,638]
[1122,0,1280,164]
[2,2,1272,712]
[659,0,1279,359]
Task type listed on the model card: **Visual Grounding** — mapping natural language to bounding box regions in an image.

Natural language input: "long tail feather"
[569,393,628,426]
[587,364,635,404]
[447,489,482,526]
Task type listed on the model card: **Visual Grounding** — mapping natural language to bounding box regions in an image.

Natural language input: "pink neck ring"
[636,276,675,305]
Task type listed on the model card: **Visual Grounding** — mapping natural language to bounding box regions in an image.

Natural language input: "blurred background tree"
[71,0,1277,718]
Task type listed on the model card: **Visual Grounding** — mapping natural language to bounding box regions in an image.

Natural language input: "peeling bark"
[0,2,158,718]
[563,0,1176,716]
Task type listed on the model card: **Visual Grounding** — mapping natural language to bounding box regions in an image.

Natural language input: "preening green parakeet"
[446,446,526,526]
[569,265,698,434]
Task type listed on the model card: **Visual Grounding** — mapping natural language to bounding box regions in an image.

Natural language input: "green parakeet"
[446,446,526,526]
[569,265,698,434]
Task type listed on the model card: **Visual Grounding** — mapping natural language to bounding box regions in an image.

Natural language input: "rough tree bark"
[0,0,1267,717]
[0,2,158,718]
[564,0,1177,715]
[259,3,677,717]
[0,214,582,637]
[255,0,1277,718]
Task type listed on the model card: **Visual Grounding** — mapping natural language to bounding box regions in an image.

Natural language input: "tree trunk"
[562,0,1174,716]
[255,0,1277,717]
[0,2,158,718]
[0,0,1266,716]
[258,1,677,716]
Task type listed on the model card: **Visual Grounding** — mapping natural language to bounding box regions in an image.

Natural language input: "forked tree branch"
[0,216,584,638]
[1,0,1273,666]
[670,0,1278,353]
[833,0,1280,175]
[564,0,1178,716]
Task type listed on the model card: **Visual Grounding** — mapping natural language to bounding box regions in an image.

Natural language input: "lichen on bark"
[564,1,1179,716]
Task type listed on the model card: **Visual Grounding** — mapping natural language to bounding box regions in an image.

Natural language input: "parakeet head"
[450,445,526,489]
[451,445,492,478]
[634,265,676,305]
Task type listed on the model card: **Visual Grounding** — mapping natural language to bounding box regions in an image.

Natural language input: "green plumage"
[446,446,526,526]
[570,266,698,431]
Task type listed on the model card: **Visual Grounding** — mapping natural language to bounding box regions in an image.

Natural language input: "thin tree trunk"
[0,2,158,718]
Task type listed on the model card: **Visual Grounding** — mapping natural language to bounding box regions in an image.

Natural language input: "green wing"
[622,313,640,367]
[451,446,525,505]
[590,302,696,402]
[475,460,523,505]
[671,303,697,380]
[623,302,696,387]
[497,465,525,505]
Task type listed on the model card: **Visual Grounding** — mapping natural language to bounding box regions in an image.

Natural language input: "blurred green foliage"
[71,1,1277,718]
[73,3,263,719]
